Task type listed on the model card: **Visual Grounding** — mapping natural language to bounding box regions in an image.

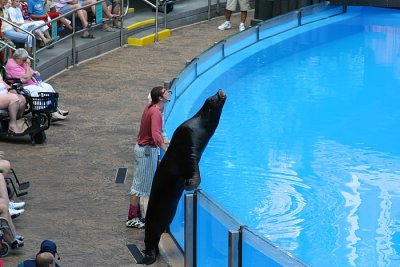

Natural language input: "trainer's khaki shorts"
[226,0,250,12]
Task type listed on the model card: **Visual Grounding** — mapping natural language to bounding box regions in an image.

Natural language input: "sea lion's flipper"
[184,168,201,190]
[137,249,157,265]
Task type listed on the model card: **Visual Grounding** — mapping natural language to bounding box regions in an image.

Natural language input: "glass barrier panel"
[242,227,308,267]
[197,41,225,76]
[173,59,198,99]
[169,193,186,250]
[301,4,344,25]
[224,27,258,57]
[197,190,242,267]
[258,12,299,40]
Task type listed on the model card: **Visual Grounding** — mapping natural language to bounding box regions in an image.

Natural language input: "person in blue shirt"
[28,0,73,31]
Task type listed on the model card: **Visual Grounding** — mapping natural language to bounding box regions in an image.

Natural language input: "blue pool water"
[167,7,400,267]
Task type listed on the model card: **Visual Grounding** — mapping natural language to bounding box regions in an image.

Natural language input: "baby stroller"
[0,79,58,145]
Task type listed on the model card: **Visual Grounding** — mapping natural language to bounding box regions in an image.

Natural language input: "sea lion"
[138,89,227,265]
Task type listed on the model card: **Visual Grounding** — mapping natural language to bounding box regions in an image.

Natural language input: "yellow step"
[127,29,171,47]
[126,19,156,31]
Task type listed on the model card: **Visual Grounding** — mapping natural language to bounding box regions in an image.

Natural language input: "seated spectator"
[6,48,69,120]
[27,0,73,32]
[106,0,120,28]
[18,239,61,267]
[81,0,117,32]
[0,76,26,134]
[0,152,26,217]
[54,0,93,38]
[1,0,34,54]
[36,252,56,267]
[7,0,52,47]
[0,173,24,249]
[0,196,23,247]
[0,12,16,60]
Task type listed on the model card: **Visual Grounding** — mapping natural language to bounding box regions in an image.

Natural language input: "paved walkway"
[1,12,252,266]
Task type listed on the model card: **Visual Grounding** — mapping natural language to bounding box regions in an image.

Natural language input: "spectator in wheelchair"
[0,151,26,217]
[0,76,26,134]
[5,48,69,121]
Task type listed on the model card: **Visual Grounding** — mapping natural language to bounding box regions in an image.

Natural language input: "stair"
[127,27,171,46]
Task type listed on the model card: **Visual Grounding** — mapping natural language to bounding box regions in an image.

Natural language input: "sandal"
[8,128,25,136]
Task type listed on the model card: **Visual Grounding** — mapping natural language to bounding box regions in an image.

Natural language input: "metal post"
[216,0,220,15]
[163,80,170,89]
[297,9,302,26]
[72,13,76,65]
[184,193,196,267]
[228,230,240,267]
[155,0,159,43]
[207,0,211,20]
[164,2,167,28]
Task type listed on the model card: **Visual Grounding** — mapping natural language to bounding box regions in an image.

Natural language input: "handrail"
[139,0,169,43]
[0,17,37,65]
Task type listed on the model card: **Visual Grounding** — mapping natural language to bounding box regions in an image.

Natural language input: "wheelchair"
[0,216,23,257]
[0,79,58,145]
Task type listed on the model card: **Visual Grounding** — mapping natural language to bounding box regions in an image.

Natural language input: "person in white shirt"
[7,0,52,46]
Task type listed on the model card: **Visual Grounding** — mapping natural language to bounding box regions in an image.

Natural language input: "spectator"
[1,0,34,53]
[5,48,69,120]
[36,252,56,267]
[126,86,170,229]
[0,152,26,216]
[18,239,61,267]
[7,0,52,47]
[104,0,120,29]
[27,0,73,32]
[76,0,117,32]
[53,0,93,38]
[217,0,250,32]
[0,173,24,248]
[0,76,26,134]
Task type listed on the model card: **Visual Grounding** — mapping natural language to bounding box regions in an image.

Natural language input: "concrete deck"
[1,11,252,266]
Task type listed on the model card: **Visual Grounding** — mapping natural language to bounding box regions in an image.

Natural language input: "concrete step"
[127,26,171,46]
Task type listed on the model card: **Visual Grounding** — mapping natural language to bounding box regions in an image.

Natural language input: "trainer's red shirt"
[137,103,164,148]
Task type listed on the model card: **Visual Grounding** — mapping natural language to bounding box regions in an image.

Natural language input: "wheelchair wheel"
[0,242,10,257]
[33,130,46,144]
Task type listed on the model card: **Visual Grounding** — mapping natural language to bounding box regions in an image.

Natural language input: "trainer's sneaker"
[239,22,245,32]
[9,208,24,218]
[126,217,140,228]
[126,217,145,229]
[9,201,25,210]
[218,21,231,30]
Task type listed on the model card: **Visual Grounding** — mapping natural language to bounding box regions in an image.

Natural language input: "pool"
[167,6,400,267]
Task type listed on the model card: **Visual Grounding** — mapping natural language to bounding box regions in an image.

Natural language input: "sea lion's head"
[199,89,226,128]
